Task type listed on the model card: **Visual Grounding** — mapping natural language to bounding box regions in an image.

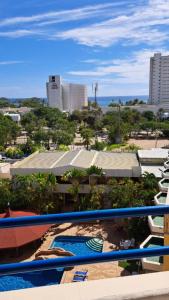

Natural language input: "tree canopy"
[0,114,20,146]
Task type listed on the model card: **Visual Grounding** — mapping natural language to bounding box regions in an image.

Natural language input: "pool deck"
[42,221,129,282]
[61,260,127,284]
[0,220,129,283]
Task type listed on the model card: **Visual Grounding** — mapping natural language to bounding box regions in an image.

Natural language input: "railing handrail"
[1,205,169,277]
[0,246,168,276]
[0,205,169,228]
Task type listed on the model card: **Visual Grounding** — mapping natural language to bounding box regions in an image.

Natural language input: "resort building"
[0,107,32,115]
[2,149,169,299]
[149,53,169,105]
[4,112,21,123]
[138,148,168,177]
[10,148,169,180]
[46,75,88,113]
[11,150,141,178]
[140,154,169,272]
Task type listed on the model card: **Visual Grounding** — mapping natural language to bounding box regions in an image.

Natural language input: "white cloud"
[0,61,24,65]
[57,0,169,47]
[0,3,117,27]
[68,49,169,95]
[0,30,43,38]
[1,0,168,48]
[0,3,129,39]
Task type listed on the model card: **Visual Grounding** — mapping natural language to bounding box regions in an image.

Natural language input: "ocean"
[89,95,148,107]
[9,95,148,107]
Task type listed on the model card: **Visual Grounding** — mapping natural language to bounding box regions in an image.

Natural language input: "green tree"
[32,129,49,146]
[52,130,74,146]
[89,185,104,210]
[0,98,16,108]
[86,165,104,176]
[62,168,86,210]
[12,173,58,213]
[19,97,44,108]
[0,179,12,212]
[0,114,20,146]
[142,111,155,121]
[5,147,24,158]
[80,127,94,149]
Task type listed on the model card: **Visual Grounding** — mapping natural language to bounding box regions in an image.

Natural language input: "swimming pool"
[0,236,102,292]
[0,269,63,292]
[50,235,103,255]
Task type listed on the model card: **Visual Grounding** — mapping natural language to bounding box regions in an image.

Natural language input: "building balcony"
[2,271,169,300]
[1,206,169,299]
[162,168,169,179]
[154,191,168,205]
[158,178,169,192]
[148,216,164,234]
[164,160,169,168]
[140,235,164,272]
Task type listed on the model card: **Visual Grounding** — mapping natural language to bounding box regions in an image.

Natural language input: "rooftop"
[141,165,164,178]
[11,150,140,177]
[138,148,169,159]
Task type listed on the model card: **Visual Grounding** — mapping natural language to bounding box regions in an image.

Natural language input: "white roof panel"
[138,149,168,159]
[141,165,165,178]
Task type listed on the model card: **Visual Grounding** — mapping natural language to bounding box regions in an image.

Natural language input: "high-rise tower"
[149,53,169,105]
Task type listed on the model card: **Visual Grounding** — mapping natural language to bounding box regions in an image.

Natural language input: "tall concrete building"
[149,53,169,105]
[46,75,88,113]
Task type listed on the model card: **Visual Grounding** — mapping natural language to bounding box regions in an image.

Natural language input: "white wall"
[47,75,88,112]
[46,75,63,110]
[2,271,169,300]
[149,53,169,105]
[4,113,21,122]
[62,83,88,113]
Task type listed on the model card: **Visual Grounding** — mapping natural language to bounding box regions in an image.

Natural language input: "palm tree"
[89,185,104,210]
[142,172,158,189]
[86,165,104,186]
[12,173,58,213]
[31,173,58,213]
[86,165,104,176]
[62,168,86,210]
[80,127,94,150]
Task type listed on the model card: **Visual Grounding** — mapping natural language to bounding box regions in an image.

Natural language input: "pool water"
[50,236,103,255]
[145,237,163,264]
[152,216,164,227]
[0,236,102,292]
[0,269,63,292]
[161,179,169,187]
[158,194,167,204]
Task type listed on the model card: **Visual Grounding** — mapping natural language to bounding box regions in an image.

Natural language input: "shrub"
[124,144,141,151]
[86,165,104,176]
[5,147,24,159]
[91,141,106,151]
[58,144,69,151]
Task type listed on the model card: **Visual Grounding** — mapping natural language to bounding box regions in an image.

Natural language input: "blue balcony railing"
[0,205,169,276]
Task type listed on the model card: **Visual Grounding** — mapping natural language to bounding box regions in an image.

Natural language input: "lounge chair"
[74,270,88,277]
[73,275,86,282]
[72,270,88,282]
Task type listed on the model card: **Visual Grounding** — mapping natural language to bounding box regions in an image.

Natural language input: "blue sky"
[0,0,169,97]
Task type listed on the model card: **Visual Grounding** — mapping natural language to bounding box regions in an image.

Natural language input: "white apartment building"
[149,53,169,105]
[46,75,88,113]
[4,113,21,123]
